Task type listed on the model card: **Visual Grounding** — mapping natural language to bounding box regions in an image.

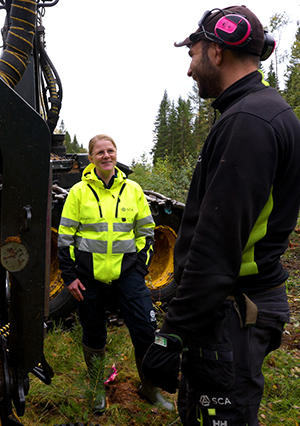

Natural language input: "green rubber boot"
[135,353,174,411]
[82,343,107,414]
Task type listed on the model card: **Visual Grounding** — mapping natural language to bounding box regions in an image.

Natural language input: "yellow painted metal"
[146,225,177,291]
[49,227,64,300]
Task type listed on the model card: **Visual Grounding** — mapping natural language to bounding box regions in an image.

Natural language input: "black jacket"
[161,71,300,341]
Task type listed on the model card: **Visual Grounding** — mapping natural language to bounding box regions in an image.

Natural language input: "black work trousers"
[77,269,157,359]
[178,286,290,426]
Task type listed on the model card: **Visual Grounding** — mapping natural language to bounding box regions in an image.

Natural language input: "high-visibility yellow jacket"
[58,164,155,284]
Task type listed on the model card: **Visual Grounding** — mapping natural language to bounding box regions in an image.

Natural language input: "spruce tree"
[151,90,171,165]
[266,60,278,88]
[174,96,193,162]
[283,26,300,119]
[64,131,72,152]
[168,100,178,161]
[188,82,212,156]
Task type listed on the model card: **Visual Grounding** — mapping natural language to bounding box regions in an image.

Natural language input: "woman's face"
[89,138,117,179]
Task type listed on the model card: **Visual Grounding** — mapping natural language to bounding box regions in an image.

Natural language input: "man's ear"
[211,42,224,66]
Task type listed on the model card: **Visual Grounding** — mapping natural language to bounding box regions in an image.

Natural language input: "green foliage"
[85,357,106,405]
[283,25,300,119]
[58,120,87,154]
[131,153,196,204]
[266,60,279,88]
[151,90,171,165]
[266,12,291,91]
[130,153,154,191]
[151,84,212,169]
[268,12,290,35]
[64,132,87,154]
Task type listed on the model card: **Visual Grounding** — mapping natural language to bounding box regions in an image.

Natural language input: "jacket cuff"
[159,322,189,347]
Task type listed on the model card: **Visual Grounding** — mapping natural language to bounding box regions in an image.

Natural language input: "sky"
[26,1,300,165]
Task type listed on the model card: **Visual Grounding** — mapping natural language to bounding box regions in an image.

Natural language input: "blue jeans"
[77,270,157,358]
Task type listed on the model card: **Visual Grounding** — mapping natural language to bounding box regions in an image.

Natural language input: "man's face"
[188,41,223,99]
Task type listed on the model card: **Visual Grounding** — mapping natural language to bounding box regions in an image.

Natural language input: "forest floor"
[22,229,300,426]
[280,228,300,351]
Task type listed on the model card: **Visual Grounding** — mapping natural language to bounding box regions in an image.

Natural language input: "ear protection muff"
[260,31,276,61]
[196,9,252,48]
[214,14,252,46]
[195,9,275,61]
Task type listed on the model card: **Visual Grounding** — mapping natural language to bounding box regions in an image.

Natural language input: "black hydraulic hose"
[37,0,59,7]
[0,1,62,131]
[39,37,63,132]
[0,0,37,88]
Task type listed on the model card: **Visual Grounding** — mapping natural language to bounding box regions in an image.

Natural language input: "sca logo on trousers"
[199,395,232,407]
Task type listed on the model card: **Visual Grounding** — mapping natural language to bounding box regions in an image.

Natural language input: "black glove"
[142,331,187,393]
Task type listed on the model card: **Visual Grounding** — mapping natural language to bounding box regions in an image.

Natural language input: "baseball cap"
[174,5,265,57]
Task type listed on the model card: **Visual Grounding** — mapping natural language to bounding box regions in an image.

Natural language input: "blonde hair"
[88,134,117,155]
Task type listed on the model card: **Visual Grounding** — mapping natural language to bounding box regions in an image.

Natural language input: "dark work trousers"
[178,286,290,426]
[76,269,157,359]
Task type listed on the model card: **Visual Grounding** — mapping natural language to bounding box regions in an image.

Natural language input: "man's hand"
[142,332,186,393]
[67,278,86,301]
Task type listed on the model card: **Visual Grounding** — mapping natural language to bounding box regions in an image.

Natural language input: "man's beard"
[195,47,223,99]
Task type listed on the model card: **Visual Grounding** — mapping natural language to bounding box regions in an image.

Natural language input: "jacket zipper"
[115,183,127,217]
[87,184,103,217]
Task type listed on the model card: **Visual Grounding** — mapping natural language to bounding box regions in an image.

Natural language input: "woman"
[57,134,173,413]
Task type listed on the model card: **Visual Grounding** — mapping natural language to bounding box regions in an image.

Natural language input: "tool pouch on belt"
[227,293,258,328]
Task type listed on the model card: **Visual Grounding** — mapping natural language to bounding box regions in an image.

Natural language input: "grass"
[20,311,181,426]
[257,228,300,426]
[260,349,300,426]
[17,231,300,425]
[19,308,300,425]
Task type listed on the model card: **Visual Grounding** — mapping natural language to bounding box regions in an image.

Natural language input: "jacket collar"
[82,164,126,188]
[212,71,265,114]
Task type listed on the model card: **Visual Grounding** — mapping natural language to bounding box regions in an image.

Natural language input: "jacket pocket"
[182,302,236,391]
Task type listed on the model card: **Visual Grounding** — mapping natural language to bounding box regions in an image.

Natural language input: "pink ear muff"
[214,14,251,46]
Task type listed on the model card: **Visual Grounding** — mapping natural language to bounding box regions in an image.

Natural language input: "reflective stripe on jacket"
[58,164,155,284]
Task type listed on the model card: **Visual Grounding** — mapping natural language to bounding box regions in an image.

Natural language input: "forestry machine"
[0,1,59,424]
[0,0,184,424]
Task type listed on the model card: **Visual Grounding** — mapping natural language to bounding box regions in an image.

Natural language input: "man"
[142,5,300,426]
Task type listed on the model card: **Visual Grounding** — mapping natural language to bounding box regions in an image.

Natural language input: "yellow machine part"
[49,227,64,300]
[146,225,177,291]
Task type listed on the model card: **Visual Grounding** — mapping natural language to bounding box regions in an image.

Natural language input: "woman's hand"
[67,278,86,301]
